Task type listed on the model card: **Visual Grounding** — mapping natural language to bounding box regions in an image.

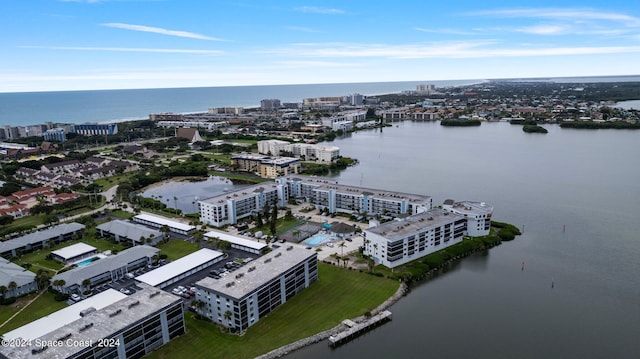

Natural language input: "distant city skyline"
[2,0,640,92]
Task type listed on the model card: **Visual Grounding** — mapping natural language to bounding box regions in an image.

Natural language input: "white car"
[119,288,131,294]
[71,294,82,302]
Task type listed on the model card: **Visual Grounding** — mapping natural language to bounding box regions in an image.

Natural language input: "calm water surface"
[284,122,640,358]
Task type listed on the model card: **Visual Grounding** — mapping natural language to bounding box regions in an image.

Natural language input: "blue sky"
[2,0,640,92]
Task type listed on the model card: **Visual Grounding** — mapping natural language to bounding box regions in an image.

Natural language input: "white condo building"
[257,140,340,163]
[198,182,288,227]
[276,176,432,216]
[0,284,184,359]
[442,200,493,236]
[363,209,467,268]
[194,246,317,332]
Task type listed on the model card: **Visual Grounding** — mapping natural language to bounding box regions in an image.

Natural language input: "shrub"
[497,228,516,241]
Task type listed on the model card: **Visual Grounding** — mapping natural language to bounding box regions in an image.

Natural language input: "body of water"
[0,79,479,127]
[282,121,639,358]
[141,176,246,214]
[616,99,640,110]
[3,75,638,127]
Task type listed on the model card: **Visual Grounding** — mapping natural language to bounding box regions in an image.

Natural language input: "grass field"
[157,240,201,261]
[147,263,399,359]
[14,231,127,273]
[0,291,67,334]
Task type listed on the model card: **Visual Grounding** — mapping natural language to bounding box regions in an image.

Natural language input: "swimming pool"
[303,233,332,246]
[75,257,98,267]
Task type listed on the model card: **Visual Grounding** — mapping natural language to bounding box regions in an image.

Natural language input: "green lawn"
[93,173,134,189]
[157,240,201,261]
[109,210,135,219]
[0,292,67,334]
[15,231,127,273]
[147,263,399,359]
[253,217,303,236]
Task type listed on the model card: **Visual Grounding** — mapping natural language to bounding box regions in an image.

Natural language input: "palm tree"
[8,281,17,297]
[224,310,233,332]
[82,278,91,291]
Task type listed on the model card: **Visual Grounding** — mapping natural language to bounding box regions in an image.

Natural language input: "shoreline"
[255,282,409,359]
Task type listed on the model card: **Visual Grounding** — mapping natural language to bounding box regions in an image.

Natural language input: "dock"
[328,310,392,347]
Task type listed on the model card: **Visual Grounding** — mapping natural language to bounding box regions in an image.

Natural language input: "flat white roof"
[136,248,223,287]
[204,230,267,251]
[50,242,97,260]
[134,213,196,232]
[3,289,126,341]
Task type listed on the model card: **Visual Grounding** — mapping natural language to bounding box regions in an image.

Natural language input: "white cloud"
[19,45,223,54]
[102,23,227,41]
[295,6,345,15]
[262,41,640,59]
[277,60,360,68]
[515,24,568,35]
[468,8,640,27]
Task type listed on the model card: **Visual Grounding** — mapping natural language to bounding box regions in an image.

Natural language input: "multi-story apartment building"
[363,208,467,268]
[198,182,288,227]
[194,246,317,332]
[0,284,184,359]
[72,123,118,136]
[259,158,301,179]
[256,140,340,162]
[231,154,300,179]
[276,176,432,216]
[260,99,281,111]
[256,139,290,156]
[43,128,67,142]
[442,200,493,236]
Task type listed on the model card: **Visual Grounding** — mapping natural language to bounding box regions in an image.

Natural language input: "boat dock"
[328,310,392,347]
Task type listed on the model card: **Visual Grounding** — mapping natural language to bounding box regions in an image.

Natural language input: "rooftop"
[133,213,196,232]
[366,209,465,241]
[136,248,223,287]
[204,230,267,251]
[96,220,162,242]
[0,223,86,254]
[195,245,316,300]
[0,258,36,287]
[50,242,97,260]
[447,201,494,215]
[52,245,159,285]
[0,284,180,359]
[282,175,431,204]
[200,182,280,205]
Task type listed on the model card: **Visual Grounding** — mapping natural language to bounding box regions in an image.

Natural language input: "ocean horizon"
[1,75,639,127]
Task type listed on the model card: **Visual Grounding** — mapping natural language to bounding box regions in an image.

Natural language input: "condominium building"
[260,99,281,111]
[0,223,85,259]
[259,157,301,179]
[231,153,300,179]
[198,182,288,227]
[194,245,318,332]
[0,284,184,359]
[52,245,159,294]
[43,128,67,142]
[72,123,118,136]
[363,209,467,268]
[256,140,340,162]
[442,200,493,236]
[276,176,432,216]
[256,139,290,156]
[0,258,38,299]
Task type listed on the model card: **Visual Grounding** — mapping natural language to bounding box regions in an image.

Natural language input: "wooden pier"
[328,310,392,347]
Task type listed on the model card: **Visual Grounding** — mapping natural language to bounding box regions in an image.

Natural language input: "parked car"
[71,293,82,302]
[119,288,131,294]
